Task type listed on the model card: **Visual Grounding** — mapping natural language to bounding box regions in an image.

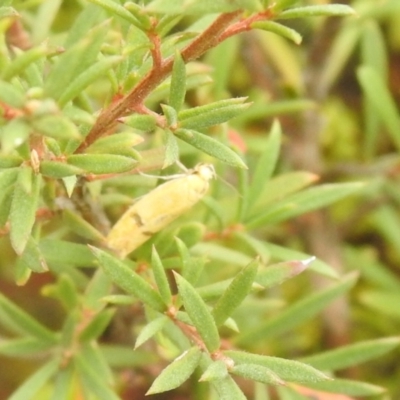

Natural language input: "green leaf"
[0,81,25,107]
[0,337,53,357]
[176,237,204,285]
[252,21,302,44]
[121,114,157,132]
[357,65,400,150]
[0,293,56,343]
[299,337,400,371]
[43,274,79,311]
[253,171,319,209]
[135,315,168,349]
[255,258,314,288]
[83,269,113,312]
[2,43,49,80]
[230,363,285,385]
[236,272,358,346]
[192,242,253,267]
[359,290,400,321]
[146,347,202,394]
[163,130,179,168]
[174,272,220,352]
[278,5,355,19]
[124,2,152,29]
[305,378,385,397]
[50,364,75,400]
[212,259,258,326]
[151,246,173,305]
[0,155,22,168]
[32,115,82,140]
[87,0,143,28]
[63,209,106,242]
[147,0,244,15]
[79,309,115,342]
[225,351,330,383]
[40,239,96,267]
[175,129,247,168]
[210,375,247,400]
[8,358,60,400]
[258,240,338,279]
[90,247,166,313]
[44,22,109,100]
[9,168,41,255]
[67,154,138,174]
[75,352,120,400]
[246,121,281,211]
[199,360,229,381]
[40,160,84,178]
[246,182,364,229]
[17,236,48,273]
[169,51,186,111]
[58,55,124,107]
[85,132,142,157]
[178,97,250,130]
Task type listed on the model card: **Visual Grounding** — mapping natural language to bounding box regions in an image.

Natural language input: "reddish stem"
[76,9,274,153]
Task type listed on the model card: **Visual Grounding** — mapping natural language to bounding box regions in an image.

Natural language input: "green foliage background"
[1,0,400,399]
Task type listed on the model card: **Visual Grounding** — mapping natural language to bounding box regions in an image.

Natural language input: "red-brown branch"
[76,9,276,153]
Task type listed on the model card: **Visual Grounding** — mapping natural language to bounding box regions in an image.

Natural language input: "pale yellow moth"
[106,163,215,258]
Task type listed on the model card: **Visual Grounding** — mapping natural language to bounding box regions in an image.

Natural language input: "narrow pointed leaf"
[255,258,314,288]
[9,168,41,254]
[278,5,355,19]
[87,0,143,27]
[0,293,56,343]
[246,121,281,211]
[252,21,302,44]
[358,66,400,150]
[163,130,179,168]
[174,272,220,352]
[40,160,84,178]
[176,237,204,285]
[8,358,60,400]
[2,43,49,80]
[79,309,115,342]
[299,337,400,371]
[247,182,364,229]
[236,273,358,345]
[58,55,124,107]
[230,363,285,385]
[212,259,258,326]
[169,51,186,111]
[67,154,138,174]
[0,337,53,357]
[146,347,202,394]
[17,237,48,273]
[151,246,172,305]
[175,129,247,168]
[32,115,82,140]
[63,209,106,242]
[90,247,166,312]
[178,98,250,130]
[40,239,96,267]
[199,360,229,381]
[75,353,120,400]
[44,22,108,99]
[225,351,330,383]
[305,378,385,396]
[135,315,168,349]
[211,375,247,400]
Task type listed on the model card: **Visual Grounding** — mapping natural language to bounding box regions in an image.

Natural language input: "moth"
[106,163,215,258]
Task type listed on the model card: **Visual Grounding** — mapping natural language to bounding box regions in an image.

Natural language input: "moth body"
[106,164,215,258]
